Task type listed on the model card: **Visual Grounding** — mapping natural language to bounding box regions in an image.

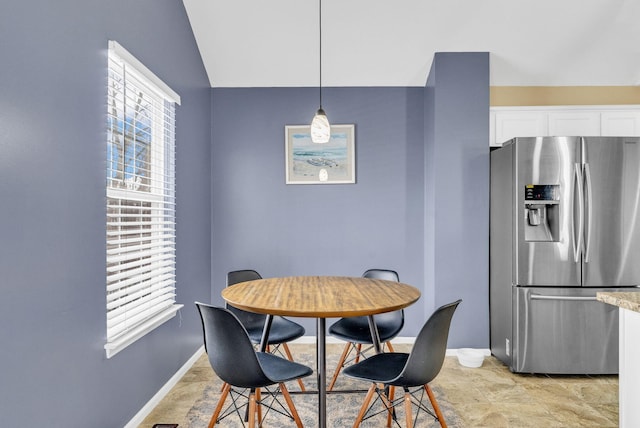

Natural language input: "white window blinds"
[105,41,182,358]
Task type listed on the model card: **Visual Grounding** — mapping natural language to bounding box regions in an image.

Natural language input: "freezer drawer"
[512,286,621,374]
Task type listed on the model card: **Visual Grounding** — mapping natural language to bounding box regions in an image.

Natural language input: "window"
[105,41,182,358]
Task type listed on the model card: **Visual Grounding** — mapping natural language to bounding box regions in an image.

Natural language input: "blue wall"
[210,53,490,347]
[426,53,490,347]
[211,87,428,332]
[0,1,211,426]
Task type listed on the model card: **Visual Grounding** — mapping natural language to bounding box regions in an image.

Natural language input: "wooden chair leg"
[255,388,262,425]
[385,385,395,428]
[328,342,352,391]
[247,390,257,428]
[353,383,377,428]
[370,384,394,428]
[282,343,306,391]
[209,383,231,428]
[280,382,304,428]
[385,341,395,352]
[425,384,447,428]
[404,390,413,428]
[355,343,363,363]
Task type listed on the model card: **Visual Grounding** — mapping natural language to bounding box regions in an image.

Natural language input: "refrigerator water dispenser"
[524,184,559,242]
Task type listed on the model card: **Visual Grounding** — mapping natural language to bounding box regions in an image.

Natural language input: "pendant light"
[310,0,330,143]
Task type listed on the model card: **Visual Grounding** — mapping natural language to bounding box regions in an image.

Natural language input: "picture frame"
[285,124,356,184]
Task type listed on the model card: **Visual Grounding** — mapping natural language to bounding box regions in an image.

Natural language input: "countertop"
[597,291,640,313]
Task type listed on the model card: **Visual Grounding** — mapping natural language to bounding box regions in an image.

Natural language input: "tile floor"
[140,343,618,427]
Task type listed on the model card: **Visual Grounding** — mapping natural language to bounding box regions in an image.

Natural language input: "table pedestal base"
[317,318,326,428]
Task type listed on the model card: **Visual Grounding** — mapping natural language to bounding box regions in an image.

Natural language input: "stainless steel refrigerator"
[490,136,640,374]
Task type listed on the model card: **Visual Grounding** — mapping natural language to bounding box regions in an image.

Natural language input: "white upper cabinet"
[601,111,640,136]
[548,111,600,136]
[491,106,640,146]
[493,111,547,146]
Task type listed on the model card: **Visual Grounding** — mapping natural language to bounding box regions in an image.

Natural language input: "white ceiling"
[183,0,640,88]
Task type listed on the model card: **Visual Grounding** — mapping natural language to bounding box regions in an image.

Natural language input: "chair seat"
[245,316,306,345]
[257,352,313,383]
[343,352,409,384]
[329,316,402,344]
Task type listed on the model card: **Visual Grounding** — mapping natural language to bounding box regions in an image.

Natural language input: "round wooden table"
[222,275,421,428]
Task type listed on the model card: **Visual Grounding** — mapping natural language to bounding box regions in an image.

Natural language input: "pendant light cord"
[319,0,323,109]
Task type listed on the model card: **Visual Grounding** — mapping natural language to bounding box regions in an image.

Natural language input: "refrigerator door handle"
[530,294,597,302]
[573,163,584,263]
[584,162,593,263]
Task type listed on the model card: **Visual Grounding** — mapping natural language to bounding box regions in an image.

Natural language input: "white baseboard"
[124,345,205,428]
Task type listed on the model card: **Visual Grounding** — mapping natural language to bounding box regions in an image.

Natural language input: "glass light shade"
[310,108,331,143]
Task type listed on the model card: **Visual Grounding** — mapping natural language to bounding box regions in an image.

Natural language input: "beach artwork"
[285,124,355,184]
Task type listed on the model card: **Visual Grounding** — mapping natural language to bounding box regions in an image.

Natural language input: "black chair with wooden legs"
[227,269,307,391]
[195,303,312,428]
[328,269,403,391]
[343,299,462,428]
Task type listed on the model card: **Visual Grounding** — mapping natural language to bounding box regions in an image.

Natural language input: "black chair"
[327,269,403,390]
[343,299,462,428]
[227,269,307,391]
[195,303,313,428]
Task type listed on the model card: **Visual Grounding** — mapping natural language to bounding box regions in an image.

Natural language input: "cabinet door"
[620,308,640,427]
[601,111,640,136]
[548,111,600,136]
[494,111,547,146]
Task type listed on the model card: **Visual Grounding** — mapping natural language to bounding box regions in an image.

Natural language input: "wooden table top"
[221,275,421,318]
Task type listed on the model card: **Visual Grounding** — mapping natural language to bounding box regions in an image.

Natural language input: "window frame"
[105,41,182,359]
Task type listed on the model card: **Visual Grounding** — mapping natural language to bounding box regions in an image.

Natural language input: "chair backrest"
[195,302,272,388]
[397,299,461,386]
[227,269,262,285]
[363,269,404,330]
[226,269,267,330]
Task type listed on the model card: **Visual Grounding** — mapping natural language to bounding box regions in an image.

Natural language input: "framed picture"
[285,124,356,184]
